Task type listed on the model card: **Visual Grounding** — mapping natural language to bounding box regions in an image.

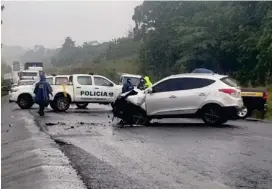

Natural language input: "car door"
[173,77,214,114]
[74,75,95,102]
[145,78,183,116]
[93,76,116,102]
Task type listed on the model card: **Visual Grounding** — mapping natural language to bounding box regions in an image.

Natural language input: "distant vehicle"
[17,80,36,86]
[238,88,268,119]
[18,70,40,81]
[112,73,244,126]
[24,62,43,70]
[9,74,123,111]
[119,73,143,86]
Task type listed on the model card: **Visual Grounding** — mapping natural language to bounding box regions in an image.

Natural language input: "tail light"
[263,92,268,100]
[219,89,238,96]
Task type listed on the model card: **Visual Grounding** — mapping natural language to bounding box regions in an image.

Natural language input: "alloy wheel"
[204,106,221,124]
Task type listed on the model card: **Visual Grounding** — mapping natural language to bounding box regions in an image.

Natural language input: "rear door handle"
[169,95,177,98]
[199,93,206,96]
[94,87,99,89]
[76,87,81,89]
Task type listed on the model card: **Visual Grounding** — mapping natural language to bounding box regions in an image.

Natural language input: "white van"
[119,73,142,87]
[19,70,40,81]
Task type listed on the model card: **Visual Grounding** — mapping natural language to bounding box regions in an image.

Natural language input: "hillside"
[1,45,28,65]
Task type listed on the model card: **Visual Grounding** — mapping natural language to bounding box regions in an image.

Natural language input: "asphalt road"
[11,103,272,189]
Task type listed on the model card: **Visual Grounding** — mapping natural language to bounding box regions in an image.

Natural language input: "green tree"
[132,1,272,85]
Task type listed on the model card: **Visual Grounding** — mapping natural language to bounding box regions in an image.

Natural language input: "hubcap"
[204,107,220,124]
[19,98,28,107]
[238,106,248,117]
[58,98,68,110]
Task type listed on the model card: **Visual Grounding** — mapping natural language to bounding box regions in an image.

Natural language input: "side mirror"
[109,83,114,87]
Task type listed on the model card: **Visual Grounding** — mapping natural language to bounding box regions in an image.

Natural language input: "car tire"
[131,109,149,125]
[55,96,70,112]
[201,104,225,126]
[75,103,89,109]
[17,94,34,109]
[237,106,251,119]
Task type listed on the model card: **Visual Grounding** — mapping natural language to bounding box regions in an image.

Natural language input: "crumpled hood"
[123,88,147,111]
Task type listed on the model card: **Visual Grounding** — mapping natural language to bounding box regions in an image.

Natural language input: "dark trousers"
[39,103,45,113]
[38,101,47,116]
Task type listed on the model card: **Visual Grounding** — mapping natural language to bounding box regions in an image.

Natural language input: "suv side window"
[77,76,93,85]
[94,76,113,87]
[152,79,179,93]
[152,78,215,93]
[180,78,215,90]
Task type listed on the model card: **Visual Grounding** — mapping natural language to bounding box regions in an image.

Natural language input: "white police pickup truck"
[9,74,123,112]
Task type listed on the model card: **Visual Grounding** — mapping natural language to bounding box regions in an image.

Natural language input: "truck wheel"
[55,96,70,112]
[237,106,251,119]
[75,103,88,109]
[17,94,34,109]
[50,101,58,112]
[201,104,225,126]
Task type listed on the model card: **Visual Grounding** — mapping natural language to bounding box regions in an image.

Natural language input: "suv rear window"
[221,77,239,87]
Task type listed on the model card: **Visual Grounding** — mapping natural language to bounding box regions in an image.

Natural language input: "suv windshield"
[221,77,239,87]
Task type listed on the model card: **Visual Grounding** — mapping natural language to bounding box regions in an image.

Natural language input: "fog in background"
[1,1,142,48]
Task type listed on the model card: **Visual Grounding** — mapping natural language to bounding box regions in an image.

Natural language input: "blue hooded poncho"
[34,75,52,105]
[122,78,134,93]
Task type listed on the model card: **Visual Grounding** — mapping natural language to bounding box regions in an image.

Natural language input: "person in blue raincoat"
[34,72,53,116]
[122,78,134,93]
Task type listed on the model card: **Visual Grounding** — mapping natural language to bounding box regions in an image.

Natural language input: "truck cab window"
[77,76,92,85]
[55,77,69,85]
[94,76,113,87]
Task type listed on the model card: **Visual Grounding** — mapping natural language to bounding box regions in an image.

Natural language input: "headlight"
[10,88,18,93]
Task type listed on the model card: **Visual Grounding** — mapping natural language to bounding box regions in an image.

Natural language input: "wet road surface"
[24,104,272,188]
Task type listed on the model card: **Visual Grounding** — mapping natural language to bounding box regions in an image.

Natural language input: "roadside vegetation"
[265,87,272,120]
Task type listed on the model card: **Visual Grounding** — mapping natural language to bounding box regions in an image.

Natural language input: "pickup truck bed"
[239,88,268,118]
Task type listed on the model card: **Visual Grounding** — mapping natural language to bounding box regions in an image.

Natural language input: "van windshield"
[21,72,38,77]
[122,77,141,86]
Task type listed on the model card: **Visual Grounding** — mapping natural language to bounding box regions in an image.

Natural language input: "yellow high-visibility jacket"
[144,76,152,88]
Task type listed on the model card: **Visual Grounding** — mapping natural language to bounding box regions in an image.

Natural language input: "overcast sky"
[1,1,142,49]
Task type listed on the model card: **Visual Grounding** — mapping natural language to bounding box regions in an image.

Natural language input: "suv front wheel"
[201,104,226,126]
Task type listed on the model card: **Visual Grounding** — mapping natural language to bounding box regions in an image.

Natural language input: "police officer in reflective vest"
[144,76,152,88]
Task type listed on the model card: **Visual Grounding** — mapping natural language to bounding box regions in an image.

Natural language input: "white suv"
[113,73,244,126]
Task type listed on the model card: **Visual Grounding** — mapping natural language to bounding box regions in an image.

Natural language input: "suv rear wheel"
[201,104,225,126]
[17,94,34,109]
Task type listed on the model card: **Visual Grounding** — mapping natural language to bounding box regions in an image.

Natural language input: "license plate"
[241,92,263,97]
